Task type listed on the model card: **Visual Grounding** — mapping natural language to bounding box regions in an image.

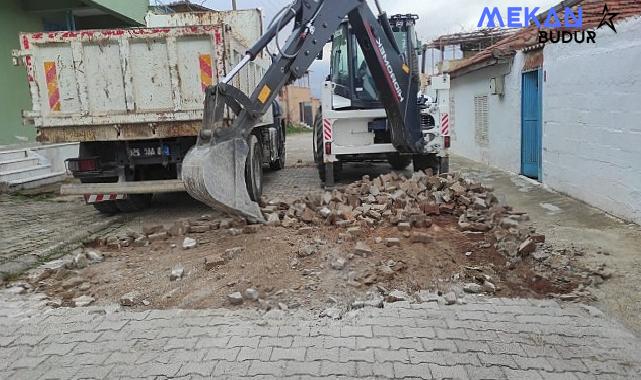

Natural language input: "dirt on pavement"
[26,175,600,312]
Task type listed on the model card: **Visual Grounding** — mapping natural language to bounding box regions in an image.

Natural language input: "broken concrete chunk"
[281,215,296,228]
[266,213,281,227]
[86,250,104,263]
[529,233,546,244]
[444,292,457,305]
[416,290,439,303]
[227,292,244,305]
[189,225,210,234]
[133,236,149,247]
[386,290,409,303]
[330,256,347,270]
[73,295,95,307]
[354,241,373,256]
[297,245,317,258]
[182,237,198,250]
[170,265,184,281]
[120,291,141,307]
[517,238,537,256]
[463,283,482,294]
[73,253,88,269]
[385,238,401,247]
[320,307,342,320]
[243,288,259,301]
[397,222,411,232]
[148,231,169,242]
[319,207,332,218]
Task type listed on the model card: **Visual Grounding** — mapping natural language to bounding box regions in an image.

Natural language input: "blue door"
[521,70,542,179]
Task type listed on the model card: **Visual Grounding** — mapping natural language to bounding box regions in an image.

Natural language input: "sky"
[159,0,560,95]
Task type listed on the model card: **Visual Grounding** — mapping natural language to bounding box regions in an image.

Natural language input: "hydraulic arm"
[182,0,424,221]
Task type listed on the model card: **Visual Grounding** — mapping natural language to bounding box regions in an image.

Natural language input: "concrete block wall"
[542,17,641,224]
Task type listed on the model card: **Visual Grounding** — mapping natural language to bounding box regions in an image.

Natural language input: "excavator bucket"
[181,85,265,223]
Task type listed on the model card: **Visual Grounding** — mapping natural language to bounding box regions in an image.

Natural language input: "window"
[330,26,350,98]
[351,36,377,101]
[474,95,489,146]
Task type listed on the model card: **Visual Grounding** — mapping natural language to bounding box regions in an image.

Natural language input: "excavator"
[182,0,430,222]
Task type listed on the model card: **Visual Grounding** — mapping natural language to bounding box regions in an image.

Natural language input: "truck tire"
[115,194,152,213]
[245,134,263,202]
[387,153,412,171]
[413,154,440,175]
[79,177,120,214]
[269,119,286,171]
[313,109,341,183]
[92,201,120,215]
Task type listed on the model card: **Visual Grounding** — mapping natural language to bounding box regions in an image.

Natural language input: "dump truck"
[12,9,286,214]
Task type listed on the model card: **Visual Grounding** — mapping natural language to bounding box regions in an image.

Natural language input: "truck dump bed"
[14,11,271,144]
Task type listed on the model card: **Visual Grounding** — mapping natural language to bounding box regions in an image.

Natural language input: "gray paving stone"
[1,294,640,379]
[393,362,432,379]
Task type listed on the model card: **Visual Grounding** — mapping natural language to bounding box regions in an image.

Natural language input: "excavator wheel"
[245,134,263,202]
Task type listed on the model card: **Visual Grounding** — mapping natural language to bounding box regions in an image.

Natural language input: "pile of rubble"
[260,170,544,260]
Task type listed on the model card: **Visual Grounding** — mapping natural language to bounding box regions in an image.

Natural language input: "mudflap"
[182,137,265,223]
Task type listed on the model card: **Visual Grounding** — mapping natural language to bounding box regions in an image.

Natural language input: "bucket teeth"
[182,138,265,222]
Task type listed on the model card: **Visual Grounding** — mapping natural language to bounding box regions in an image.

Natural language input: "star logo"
[597,4,619,33]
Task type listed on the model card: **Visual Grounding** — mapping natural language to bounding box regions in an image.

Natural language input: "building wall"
[282,85,318,125]
[0,0,43,146]
[450,17,641,224]
[90,0,148,25]
[542,17,641,224]
[449,54,524,174]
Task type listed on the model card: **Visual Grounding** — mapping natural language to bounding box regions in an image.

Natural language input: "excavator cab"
[330,14,420,110]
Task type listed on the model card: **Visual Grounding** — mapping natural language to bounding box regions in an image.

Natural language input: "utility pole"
[232,0,237,10]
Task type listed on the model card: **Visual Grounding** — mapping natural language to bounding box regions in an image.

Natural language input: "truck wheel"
[245,134,263,202]
[313,112,341,183]
[116,194,152,213]
[92,201,120,215]
[387,153,412,171]
[269,119,286,171]
[413,154,440,175]
[79,177,121,214]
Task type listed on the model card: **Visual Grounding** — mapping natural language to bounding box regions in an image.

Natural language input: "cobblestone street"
[2,290,641,379]
[0,195,121,282]
[1,133,641,378]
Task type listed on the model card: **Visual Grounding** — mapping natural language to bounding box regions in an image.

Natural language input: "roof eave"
[449,54,513,79]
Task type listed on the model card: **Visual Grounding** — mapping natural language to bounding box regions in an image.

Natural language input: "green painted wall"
[89,0,149,25]
[0,0,42,146]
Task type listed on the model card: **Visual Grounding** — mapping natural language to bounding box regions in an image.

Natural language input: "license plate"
[129,146,162,158]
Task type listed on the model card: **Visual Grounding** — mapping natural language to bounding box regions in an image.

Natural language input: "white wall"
[543,17,641,224]
[449,53,524,174]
